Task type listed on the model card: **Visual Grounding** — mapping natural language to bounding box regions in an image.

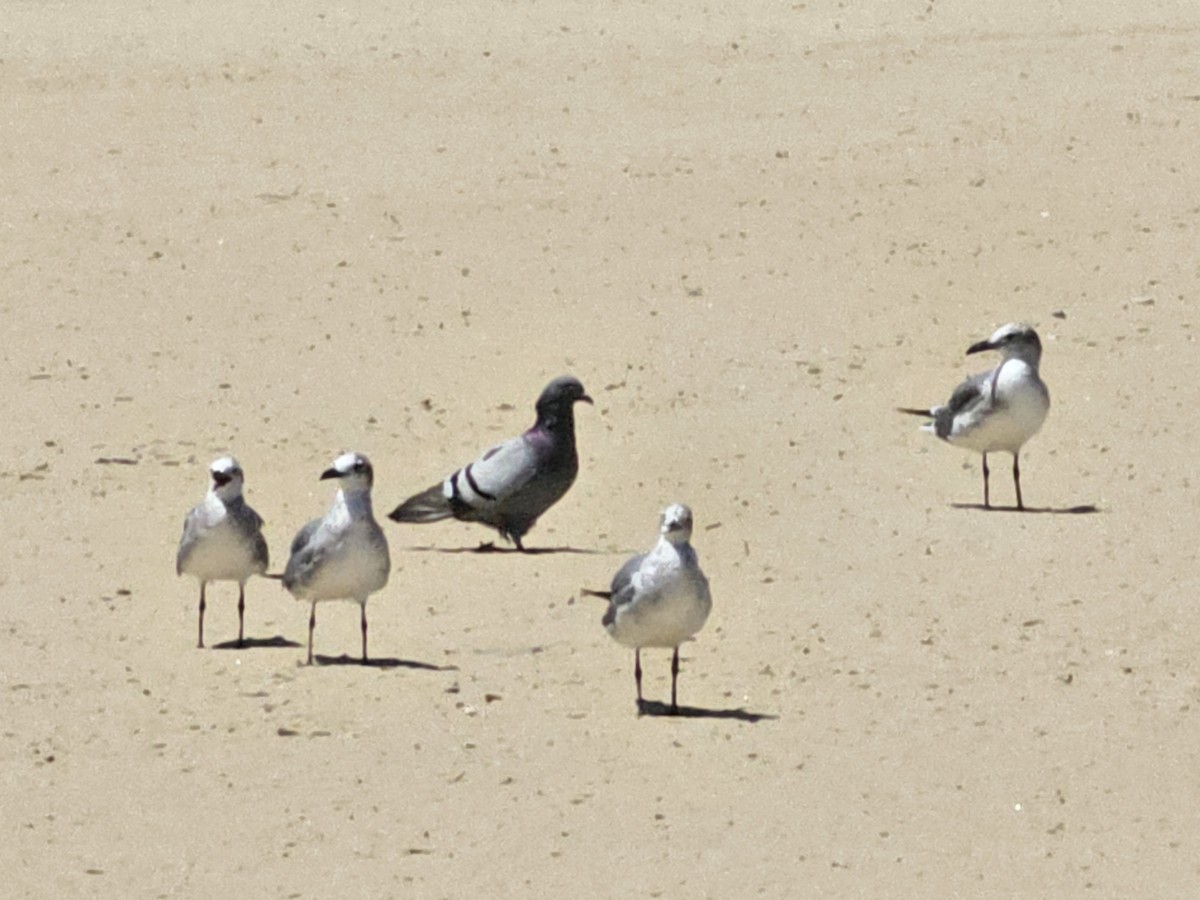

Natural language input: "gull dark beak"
[212,472,233,487]
[966,339,994,355]
[320,467,341,481]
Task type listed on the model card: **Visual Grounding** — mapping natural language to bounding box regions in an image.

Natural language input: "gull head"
[967,322,1042,365]
[208,456,245,501]
[659,503,695,544]
[321,452,375,492]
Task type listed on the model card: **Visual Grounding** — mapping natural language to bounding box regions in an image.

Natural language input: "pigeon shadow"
[950,503,1101,515]
[311,653,456,671]
[212,635,301,650]
[407,542,605,556]
[636,699,777,722]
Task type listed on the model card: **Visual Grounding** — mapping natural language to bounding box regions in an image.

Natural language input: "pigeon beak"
[965,339,994,355]
[319,467,341,481]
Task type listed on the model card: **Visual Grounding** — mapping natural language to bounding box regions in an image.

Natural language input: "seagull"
[899,322,1051,509]
[283,453,391,665]
[176,457,270,649]
[388,375,593,551]
[583,504,712,712]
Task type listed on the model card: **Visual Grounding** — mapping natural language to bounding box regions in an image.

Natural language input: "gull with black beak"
[389,375,593,550]
[176,457,270,648]
[284,453,391,665]
[584,504,712,713]
[899,322,1050,509]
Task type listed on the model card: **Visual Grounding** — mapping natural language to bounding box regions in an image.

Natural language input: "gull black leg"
[197,582,207,649]
[1013,452,1024,511]
[671,647,681,712]
[982,452,991,508]
[635,649,643,705]
[307,601,317,665]
[361,602,369,662]
[237,584,246,648]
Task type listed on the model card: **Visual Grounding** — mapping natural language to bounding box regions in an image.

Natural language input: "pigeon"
[283,453,391,665]
[389,375,593,550]
[584,504,713,712]
[176,457,270,649]
[899,322,1050,509]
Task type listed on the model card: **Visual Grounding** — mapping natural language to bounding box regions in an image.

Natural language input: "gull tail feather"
[389,483,455,524]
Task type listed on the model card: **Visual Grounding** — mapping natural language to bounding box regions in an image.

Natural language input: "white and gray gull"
[176,456,270,649]
[283,453,391,665]
[388,375,592,551]
[899,322,1050,509]
[584,504,712,713]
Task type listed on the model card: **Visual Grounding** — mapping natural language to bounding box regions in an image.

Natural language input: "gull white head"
[659,503,694,545]
[967,323,1043,367]
[321,452,374,493]
[208,456,245,503]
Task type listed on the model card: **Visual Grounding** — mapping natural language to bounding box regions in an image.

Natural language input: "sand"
[4,1,1200,896]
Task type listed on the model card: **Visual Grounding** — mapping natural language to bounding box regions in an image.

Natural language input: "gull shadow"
[212,635,301,650]
[311,653,456,671]
[636,699,777,722]
[406,543,605,555]
[950,503,1101,515]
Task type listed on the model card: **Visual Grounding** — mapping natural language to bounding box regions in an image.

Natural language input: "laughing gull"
[176,457,269,649]
[283,453,391,665]
[389,375,592,551]
[899,322,1050,509]
[584,504,712,712]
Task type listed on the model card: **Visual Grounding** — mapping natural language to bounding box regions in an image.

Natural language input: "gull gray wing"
[601,552,646,627]
[283,518,324,591]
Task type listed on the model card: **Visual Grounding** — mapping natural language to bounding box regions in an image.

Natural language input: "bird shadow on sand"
[311,653,457,671]
[950,503,1101,515]
[212,635,301,650]
[636,699,777,722]
[406,542,606,556]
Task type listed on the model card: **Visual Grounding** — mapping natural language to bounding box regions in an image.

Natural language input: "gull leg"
[197,582,206,649]
[635,649,643,705]
[671,647,681,712]
[307,601,316,665]
[360,600,369,663]
[982,452,991,508]
[1013,453,1024,511]
[237,584,246,648]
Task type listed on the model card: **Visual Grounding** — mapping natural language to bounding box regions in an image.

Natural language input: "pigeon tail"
[388,483,454,524]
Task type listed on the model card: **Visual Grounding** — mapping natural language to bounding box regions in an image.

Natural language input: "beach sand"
[4,2,1200,895]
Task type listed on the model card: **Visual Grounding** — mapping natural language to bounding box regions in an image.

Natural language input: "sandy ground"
[4,1,1200,896]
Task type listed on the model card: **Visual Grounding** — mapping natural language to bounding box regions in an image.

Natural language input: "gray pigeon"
[176,456,270,648]
[283,453,391,665]
[388,375,592,550]
[584,504,712,712]
[899,322,1050,509]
